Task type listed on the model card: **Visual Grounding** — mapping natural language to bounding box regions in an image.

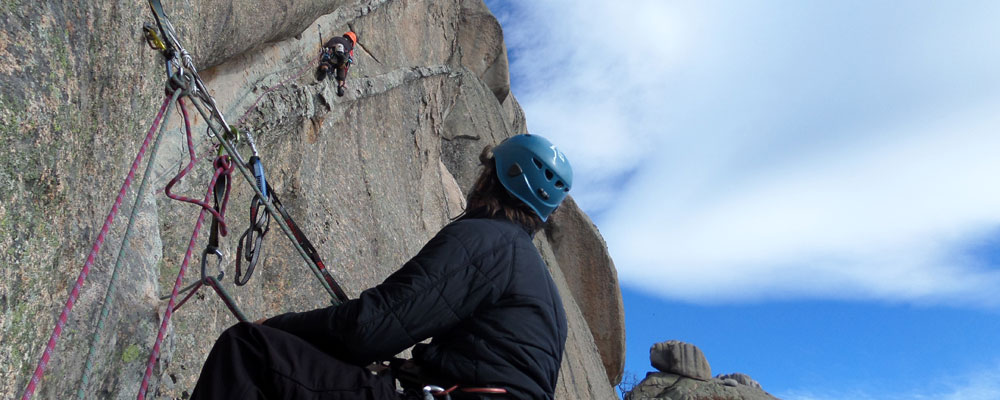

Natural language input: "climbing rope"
[163,101,232,235]
[21,94,175,400]
[183,72,345,303]
[185,54,319,180]
[76,89,183,399]
[154,92,246,321]
[23,1,352,397]
[138,97,236,400]
[146,0,344,303]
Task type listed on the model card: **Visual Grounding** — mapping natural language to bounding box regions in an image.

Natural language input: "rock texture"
[546,196,626,384]
[651,340,712,381]
[0,1,623,399]
[627,342,778,400]
[716,373,763,390]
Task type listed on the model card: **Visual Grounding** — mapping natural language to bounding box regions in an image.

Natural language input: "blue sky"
[485,1,1000,399]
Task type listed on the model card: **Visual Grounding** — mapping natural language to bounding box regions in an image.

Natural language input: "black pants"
[335,64,348,84]
[190,322,398,400]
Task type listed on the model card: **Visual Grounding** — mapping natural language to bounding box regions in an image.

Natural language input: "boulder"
[650,340,712,381]
[627,341,778,400]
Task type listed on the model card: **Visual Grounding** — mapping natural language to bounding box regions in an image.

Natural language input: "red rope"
[137,99,233,399]
[163,99,230,235]
[136,205,209,400]
[21,95,173,400]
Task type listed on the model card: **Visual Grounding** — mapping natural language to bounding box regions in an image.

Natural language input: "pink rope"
[163,99,230,235]
[136,204,210,400]
[21,95,173,400]
[137,100,233,400]
[169,55,318,190]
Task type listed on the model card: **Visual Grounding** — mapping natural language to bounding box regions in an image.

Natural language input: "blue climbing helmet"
[493,134,573,221]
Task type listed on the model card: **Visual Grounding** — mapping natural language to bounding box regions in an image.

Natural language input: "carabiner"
[142,22,167,51]
[200,246,224,282]
[422,386,451,400]
[235,195,270,286]
[248,155,268,199]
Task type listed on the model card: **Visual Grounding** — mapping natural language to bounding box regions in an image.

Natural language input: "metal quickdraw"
[144,0,346,304]
[163,153,247,322]
[162,156,247,324]
[235,192,270,286]
[235,150,269,285]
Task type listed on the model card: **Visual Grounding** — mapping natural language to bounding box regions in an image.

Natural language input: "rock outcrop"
[650,340,712,381]
[716,372,763,390]
[627,341,778,400]
[0,1,623,399]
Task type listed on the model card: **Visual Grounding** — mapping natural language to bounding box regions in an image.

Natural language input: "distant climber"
[189,134,574,399]
[316,31,357,97]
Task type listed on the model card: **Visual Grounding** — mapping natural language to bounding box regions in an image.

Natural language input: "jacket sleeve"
[264,224,511,365]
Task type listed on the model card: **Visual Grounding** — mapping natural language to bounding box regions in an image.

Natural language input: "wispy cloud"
[780,361,1000,400]
[491,0,1000,304]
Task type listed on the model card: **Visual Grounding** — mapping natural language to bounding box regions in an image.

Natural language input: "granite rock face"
[0,1,623,399]
[546,196,626,384]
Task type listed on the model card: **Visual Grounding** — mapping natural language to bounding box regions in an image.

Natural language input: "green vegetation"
[121,344,142,363]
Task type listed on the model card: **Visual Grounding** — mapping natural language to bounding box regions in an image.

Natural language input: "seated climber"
[189,134,574,399]
[316,31,357,97]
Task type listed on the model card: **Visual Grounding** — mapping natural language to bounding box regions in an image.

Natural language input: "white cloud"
[494,0,1000,305]
[606,106,1000,304]
[779,362,1000,400]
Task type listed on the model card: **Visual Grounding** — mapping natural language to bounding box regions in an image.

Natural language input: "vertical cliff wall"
[0,1,623,398]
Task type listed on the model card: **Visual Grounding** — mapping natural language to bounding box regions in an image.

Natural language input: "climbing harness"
[414,385,508,400]
[391,358,510,400]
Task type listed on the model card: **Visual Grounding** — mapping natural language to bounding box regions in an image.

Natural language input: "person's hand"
[254,317,268,324]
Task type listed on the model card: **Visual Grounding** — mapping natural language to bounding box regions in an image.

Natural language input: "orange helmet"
[343,32,357,45]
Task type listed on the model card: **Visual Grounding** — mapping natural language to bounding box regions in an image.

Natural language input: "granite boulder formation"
[627,341,778,400]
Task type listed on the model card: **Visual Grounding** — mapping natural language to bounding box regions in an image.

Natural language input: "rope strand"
[137,98,233,400]
[21,95,174,400]
[76,90,181,399]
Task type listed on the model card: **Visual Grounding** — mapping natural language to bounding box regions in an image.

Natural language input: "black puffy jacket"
[264,213,568,399]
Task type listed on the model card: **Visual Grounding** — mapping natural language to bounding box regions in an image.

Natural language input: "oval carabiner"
[200,246,224,282]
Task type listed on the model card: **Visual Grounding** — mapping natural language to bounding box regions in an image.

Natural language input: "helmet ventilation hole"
[544,169,553,180]
[507,164,523,177]
[532,158,544,169]
[554,180,564,189]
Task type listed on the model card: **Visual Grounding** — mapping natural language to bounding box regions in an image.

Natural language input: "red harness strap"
[429,384,508,397]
